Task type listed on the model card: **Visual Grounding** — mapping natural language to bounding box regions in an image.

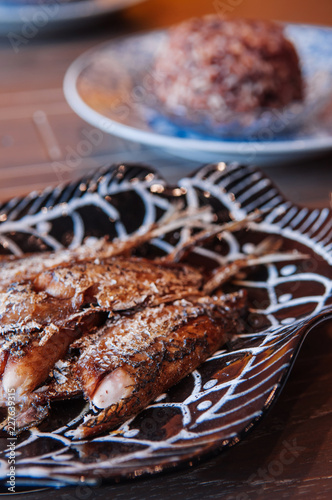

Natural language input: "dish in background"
[0,0,144,34]
[0,162,331,487]
[63,23,332,165]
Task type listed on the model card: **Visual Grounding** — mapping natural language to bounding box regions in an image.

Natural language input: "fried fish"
[0,206,298,438]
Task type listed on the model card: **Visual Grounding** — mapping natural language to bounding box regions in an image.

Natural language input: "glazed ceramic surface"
[63,24,332,164]
[0,163,331,487]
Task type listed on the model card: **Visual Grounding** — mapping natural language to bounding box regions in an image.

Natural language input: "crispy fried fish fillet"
[11,292,245,437]
[0,205,223,292]
[0,257,203,402]
[69,291,245,439]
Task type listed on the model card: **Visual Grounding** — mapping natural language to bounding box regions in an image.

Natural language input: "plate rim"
[0,0,144,28]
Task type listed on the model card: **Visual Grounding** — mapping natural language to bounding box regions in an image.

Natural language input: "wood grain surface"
[0,1,331,498]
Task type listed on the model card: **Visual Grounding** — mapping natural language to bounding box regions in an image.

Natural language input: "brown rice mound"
[153,16,303,119]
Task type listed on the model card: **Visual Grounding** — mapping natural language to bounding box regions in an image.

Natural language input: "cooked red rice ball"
[153,16,303,118]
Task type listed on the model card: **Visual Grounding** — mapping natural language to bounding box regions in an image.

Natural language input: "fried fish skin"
[0,257,204,401]
[70,291,245,439]
[8,292,245,437]
[0,204,217,292]
[12,356,83,432]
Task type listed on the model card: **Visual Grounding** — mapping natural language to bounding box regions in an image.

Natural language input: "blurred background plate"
[63,24,332,165]
[0,0,145,34]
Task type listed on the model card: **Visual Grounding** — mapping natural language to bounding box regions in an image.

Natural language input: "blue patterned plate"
[64,24,332,165]
[0,0,144,34]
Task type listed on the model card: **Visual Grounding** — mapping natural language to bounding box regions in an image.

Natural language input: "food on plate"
[0,205,219,291]
[0,206,302,439]
[153,15,303,122]
[0,257,205,402]
[22,291,245,439]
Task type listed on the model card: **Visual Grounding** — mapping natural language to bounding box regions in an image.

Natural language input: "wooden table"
[0,1,332,498]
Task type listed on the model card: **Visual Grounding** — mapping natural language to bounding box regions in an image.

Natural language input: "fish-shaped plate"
[0,163,331,488]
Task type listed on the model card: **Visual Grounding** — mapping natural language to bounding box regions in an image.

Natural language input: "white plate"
[0,0,144,34]
[64,24,332,165]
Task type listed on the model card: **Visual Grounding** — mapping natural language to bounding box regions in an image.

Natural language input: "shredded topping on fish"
[0,206,304,438]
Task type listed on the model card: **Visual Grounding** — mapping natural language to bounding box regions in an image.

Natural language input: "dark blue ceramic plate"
[0,163,331,487]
